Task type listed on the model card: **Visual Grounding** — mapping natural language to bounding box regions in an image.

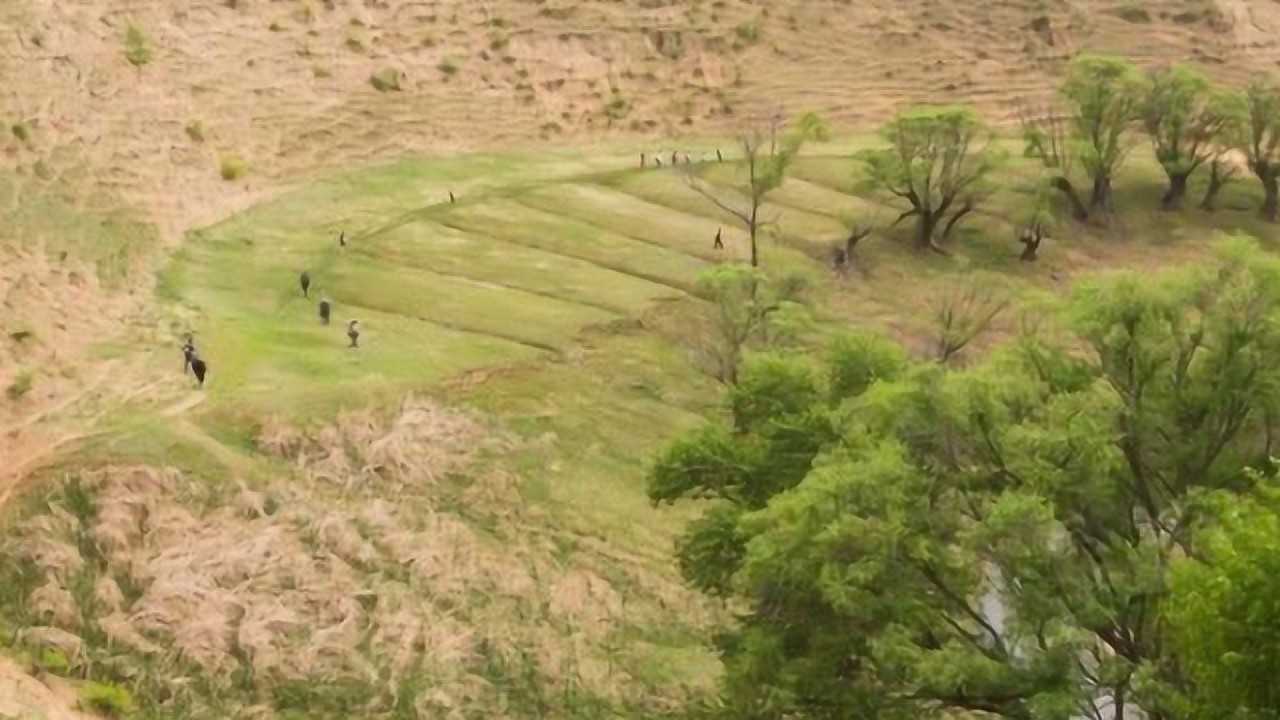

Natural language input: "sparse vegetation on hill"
[8,1,1280,718]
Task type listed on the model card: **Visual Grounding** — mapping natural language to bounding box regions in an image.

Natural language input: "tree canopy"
[1061,54,1144,213]
[651,236,1280,720]
[858,106,1003,252]
[1141,64,1237,209]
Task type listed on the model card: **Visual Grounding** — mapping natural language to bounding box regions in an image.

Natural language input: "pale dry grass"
[5,398,717,716]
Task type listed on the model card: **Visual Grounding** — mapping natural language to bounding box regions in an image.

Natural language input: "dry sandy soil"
[6,0,1280,713]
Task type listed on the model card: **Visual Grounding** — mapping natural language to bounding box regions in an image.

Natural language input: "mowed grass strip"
[604,168,850,255]
[359,218,685,313]
[442,198,710,294]
[520,182,755,262]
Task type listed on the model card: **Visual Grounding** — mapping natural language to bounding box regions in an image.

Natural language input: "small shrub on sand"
[734,19,761,43]
[438,58,460,77]
[185,121,205,143]
[7,372,33,402]
[124,25,152,68]
[370,68,403,92]
[11,122,30,144]
[219,154,248,181]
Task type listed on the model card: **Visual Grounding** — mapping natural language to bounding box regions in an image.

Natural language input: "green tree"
[1061,54,1144,214]
[686,111,829,267]
[1141,64,1235,210]
[1239,79,1280,222]
[652,236,1280,720]
[858,106,1003,252]
[1162,485,1280,720]
[693,264,811,384]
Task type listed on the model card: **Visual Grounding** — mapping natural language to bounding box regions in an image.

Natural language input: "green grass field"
[6,134,1280,718]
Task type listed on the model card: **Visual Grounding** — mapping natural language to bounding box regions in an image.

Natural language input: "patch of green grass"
[220,154,248,181]
[80,681,136,717]
[124,24,152,68]
[0,171,158,287]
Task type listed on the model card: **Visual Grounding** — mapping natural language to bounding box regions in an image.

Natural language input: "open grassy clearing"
[7,132,1280,717]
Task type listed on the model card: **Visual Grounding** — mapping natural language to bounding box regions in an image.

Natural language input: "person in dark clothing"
[449,191,456,204]
[339,231,346,247]
[640,153,646,168]
[319,299,331,325]
[300,271,311,298]
[182,334,197,374]
[347,320,360,348]
[716,148,723,162]
[713,227,724,250]
[190,356,208,388]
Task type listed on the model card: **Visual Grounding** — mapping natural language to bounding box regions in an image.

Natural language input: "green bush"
[185,121,205,143]
[80,681,136,717]
[11,122,30,144]
[6,372,33,402]
[734,19,761,43]
[36,648,70,676]
[219,154,248,181]
[369,68,403,92]
[438,58,460,77]
[124,25,152,68]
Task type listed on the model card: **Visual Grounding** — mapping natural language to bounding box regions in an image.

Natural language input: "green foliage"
[734,19,761,43]
[37,648,71,675]
[6,371,33,401]
[652,236,1280,720]
[1060,54,1144,204]
[124,25,152,68]
[857,105,1002,248]
[219,154,248,181]
[185,120,205,143]
[1237,79,1280,219]
[80,681,137,717]
[438,58,460,76]
[1141,64,1238,206]
[11,122,30,144]
[369,68,403,92]
[693,265,811,384]
[1165,485,1280,720]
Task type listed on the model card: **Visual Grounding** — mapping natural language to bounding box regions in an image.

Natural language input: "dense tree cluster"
[856,56,1280,256]
[651,238,1280,720]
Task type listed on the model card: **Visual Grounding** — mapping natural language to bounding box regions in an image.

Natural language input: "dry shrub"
[259,396,493,492]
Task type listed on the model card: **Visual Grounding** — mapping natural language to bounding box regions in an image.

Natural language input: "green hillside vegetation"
[4,54,1280,719]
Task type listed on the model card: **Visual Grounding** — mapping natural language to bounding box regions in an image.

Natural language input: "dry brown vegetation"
[4,399,716,716]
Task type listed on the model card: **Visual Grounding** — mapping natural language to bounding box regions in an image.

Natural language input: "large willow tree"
[650,236,1280,720]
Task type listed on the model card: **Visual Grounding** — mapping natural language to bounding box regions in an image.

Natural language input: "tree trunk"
[1201,169,1225,212]
[1090,174,1113,213]
[1264,176,1279,223]
[916,212,939,251]
[748,205,759,267]
[1161,173,1189,211]
[1051,176,1088,221]
[941,201,975,241]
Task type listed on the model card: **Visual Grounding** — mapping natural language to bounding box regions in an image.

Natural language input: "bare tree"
[1201,146,1241,212]
[1017,101,1088,221]
[934,284,1009,363]
[685,110,828,267]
